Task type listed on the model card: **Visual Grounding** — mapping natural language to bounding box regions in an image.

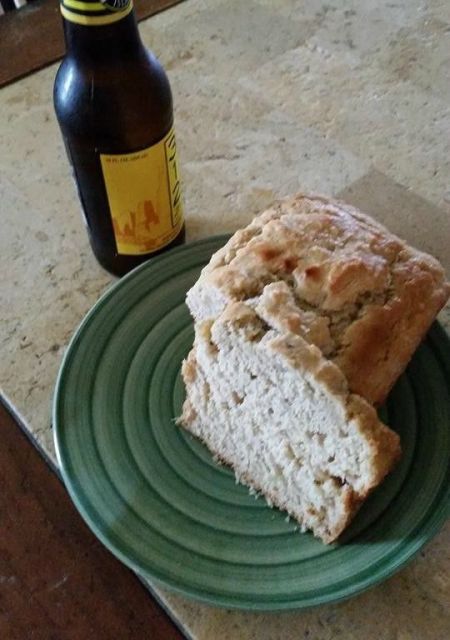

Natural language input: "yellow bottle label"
[100,127,183,256]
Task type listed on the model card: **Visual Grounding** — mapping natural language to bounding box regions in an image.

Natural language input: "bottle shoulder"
[54,48,173,149]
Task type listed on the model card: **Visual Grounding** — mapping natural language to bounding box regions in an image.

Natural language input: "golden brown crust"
[336,259,449,403]
[188,192,450,404]
[181,349,197,384]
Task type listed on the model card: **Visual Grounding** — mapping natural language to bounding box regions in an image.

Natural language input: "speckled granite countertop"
[1,1,449,638]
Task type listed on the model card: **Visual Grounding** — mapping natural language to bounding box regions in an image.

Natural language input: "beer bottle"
[54,0,185,277]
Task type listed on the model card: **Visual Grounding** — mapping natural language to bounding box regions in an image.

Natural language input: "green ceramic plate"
[53,236,450,610]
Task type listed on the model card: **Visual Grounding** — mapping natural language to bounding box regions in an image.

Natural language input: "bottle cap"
[60,0,133,26]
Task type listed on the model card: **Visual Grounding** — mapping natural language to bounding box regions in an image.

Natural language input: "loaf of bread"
[180,193,449,542]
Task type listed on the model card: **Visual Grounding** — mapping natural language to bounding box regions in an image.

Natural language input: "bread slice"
[186,193,450,405]
[180,303,401,543]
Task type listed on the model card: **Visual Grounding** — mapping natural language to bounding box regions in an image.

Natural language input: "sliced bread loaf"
[180,193,449,543]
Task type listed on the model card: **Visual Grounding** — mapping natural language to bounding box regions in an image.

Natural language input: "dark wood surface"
[0,400,185,640]
[0,0,185,88]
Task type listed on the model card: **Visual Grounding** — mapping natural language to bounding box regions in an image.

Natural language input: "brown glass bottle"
[54,1,185,277]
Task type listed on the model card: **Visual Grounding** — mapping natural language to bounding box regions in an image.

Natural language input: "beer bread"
[179,193,449,542]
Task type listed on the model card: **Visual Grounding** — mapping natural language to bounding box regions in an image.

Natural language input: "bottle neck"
[61,3,143,61]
